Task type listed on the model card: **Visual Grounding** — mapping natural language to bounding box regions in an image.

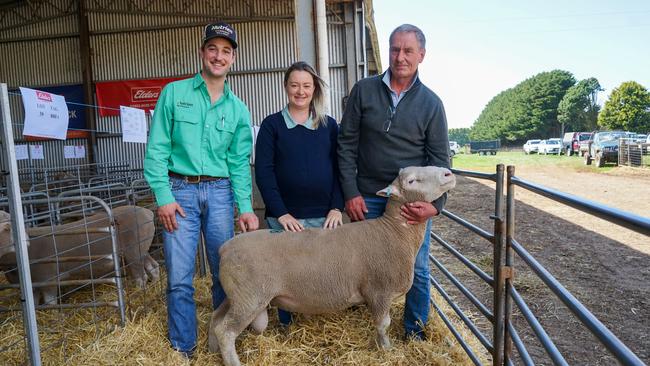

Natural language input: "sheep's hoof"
[208,310,222,353]
[374,336,392,350]
[208,327,220,353]
[134,277,147,289]
[149,267,160,281]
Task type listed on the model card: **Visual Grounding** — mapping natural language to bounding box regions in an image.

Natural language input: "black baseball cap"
[203,22,238,49]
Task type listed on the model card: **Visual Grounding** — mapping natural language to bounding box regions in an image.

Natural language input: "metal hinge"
[500,266,514,282]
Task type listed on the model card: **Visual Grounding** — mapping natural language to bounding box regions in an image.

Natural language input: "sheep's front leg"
[374,310,392,349]
[367,297,392,349]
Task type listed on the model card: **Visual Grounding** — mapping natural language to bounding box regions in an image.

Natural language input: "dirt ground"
[431,165,649,365]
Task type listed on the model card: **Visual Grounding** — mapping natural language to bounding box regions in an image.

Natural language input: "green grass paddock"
[451,151,616,173]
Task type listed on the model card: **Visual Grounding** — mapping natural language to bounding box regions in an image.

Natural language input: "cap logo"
[211,25,232,34]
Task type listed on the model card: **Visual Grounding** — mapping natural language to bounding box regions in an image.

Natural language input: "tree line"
[449,70,650,144]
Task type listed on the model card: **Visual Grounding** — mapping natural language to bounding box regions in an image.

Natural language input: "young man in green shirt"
[144,21,258,357]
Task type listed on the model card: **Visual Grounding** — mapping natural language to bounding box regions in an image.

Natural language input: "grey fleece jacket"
[337,73,450,213]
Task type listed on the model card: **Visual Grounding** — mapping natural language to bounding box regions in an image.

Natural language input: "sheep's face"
[377,166,456,202]
[0,211,15,258]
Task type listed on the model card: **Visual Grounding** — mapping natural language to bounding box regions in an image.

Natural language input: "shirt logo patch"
[177,101,194,108]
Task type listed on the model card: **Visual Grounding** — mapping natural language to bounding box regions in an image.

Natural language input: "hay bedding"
[1,269,488,365]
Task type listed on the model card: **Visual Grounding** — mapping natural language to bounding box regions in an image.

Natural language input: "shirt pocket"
[212,116,237,157]
[173,110,200,140]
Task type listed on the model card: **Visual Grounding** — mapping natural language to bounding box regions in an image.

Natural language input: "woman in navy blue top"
[255,61,344,232]
[254,61,344,325]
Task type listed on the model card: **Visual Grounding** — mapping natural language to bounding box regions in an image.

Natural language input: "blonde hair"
[284,61,328,128]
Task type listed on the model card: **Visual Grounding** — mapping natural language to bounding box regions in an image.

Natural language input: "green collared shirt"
[281,105,316,130]
[144,73,253,213]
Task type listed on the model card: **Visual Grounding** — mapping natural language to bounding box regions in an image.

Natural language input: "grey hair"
[389,24,426,49]
[284,61,328,128]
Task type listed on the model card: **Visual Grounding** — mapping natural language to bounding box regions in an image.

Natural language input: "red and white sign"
[36,91,53,102]
[132,87,161,102]
[95,77,186,116]
[20,87,69,140]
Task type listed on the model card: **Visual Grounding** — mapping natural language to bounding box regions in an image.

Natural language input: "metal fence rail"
[505,165,648,366]
[619,138,650,168]
[428,164,648,365]
[427,165,506,365]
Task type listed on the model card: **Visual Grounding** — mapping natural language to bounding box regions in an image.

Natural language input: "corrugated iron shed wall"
[0,0,371,182]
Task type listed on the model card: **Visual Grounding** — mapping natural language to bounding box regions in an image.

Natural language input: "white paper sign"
[64,146,76,159]
[120,106,148,143]
[64,145,86,158]
[29,145,44,159]
[15,145,29,160]
[75,145,85,158]
[20,87,70,140]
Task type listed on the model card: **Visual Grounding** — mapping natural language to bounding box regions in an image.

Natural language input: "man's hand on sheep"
[323,209,343,229]
[345,196,369,222]
[278,213,305,232]
[400,201,438,225]
[157,202,186,232]
[238,213,259,233]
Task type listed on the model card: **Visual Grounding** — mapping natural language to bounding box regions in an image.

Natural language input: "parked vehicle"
[583,130,627,167]
[449,141,460,156]
[523,139,541,154]
[539,138,562,155]
[579,131,595,157]
[562,131,591,156]
[469,139,500,155]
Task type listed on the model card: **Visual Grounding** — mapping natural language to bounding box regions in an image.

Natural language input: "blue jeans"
[266,216,326,325]
[163,177,234,353]
[364,195,432,339]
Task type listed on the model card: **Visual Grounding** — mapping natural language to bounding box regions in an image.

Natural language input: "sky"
[373,0,650,129]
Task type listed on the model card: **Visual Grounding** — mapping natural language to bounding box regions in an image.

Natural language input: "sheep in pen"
[0,168,487,365]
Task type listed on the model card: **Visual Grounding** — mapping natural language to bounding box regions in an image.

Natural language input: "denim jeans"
[363,195,432,339]
[163,177,234,352]
[266,216,326,325]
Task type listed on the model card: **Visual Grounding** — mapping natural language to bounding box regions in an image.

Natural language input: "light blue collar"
[382,69,419,107]
[281,105,316,130]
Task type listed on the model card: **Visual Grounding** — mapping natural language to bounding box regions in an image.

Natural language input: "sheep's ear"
[376,184,401,198]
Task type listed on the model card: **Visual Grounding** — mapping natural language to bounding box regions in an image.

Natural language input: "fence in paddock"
[432,165,649,365]
[2,81,649,365]
[618,138,650,169]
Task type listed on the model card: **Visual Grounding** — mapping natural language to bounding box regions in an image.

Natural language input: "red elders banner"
[95,77,186,116]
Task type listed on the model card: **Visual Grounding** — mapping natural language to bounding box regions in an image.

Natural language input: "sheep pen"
[0,269,488,365]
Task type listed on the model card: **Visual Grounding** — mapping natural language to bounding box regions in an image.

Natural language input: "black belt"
[168,171,227,183]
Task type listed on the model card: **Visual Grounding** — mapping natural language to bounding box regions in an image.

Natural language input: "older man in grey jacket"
[337,23,450,341]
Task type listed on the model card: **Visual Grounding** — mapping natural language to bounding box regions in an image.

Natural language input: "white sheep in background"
[0,206,160,304]
[208,166,456,366]
[0,210,15,258]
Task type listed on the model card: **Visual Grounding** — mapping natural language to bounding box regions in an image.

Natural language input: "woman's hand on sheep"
[323,209,343,229]
[278,214,304,232]
[157,202,186,232]
[400,201,438,225]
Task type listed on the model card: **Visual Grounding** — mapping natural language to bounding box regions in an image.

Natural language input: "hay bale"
[66,274,489,365]
[1,267,489,365]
